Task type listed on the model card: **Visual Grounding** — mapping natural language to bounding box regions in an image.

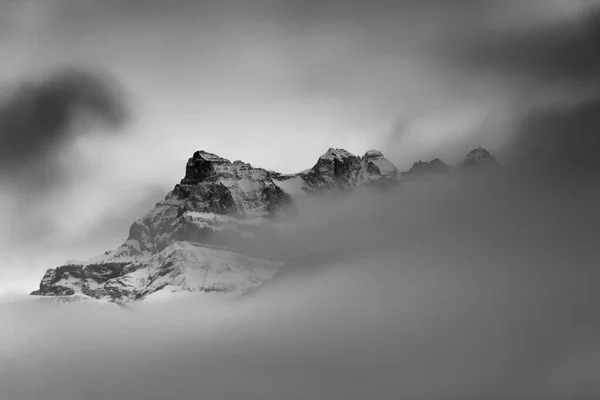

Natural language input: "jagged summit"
[174,149,290,217]
[364,150,382,156]
[401,147,500,181]
[299,148,398,192]
[401,158,449,179]
[302,149,361,191]
[194,150,228,161]
[359,150,398,186]
[319,148,355,161]
[461,147,499,169]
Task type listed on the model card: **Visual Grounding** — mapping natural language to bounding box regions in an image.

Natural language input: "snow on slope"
[33,242,283,302]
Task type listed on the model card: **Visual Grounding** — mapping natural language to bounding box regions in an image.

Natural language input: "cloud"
[0,67,128,185]
[508,97,600,177]
[384,5,600,167]
[0,67,131,262]
[444,6,600,86]
[73,184,168,249]
[2,171,600,399]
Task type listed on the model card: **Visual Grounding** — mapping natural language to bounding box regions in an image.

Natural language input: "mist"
[2,170,599,400]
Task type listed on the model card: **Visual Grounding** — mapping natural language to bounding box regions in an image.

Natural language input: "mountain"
[271,148,399,195]
[31,146,498,302]
[400,158,450,179]
[461,147,500,169]
[401,147,500,180]
[31,147,401,302]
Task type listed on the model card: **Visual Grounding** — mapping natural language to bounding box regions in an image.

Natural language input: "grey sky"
[1,0,600,292]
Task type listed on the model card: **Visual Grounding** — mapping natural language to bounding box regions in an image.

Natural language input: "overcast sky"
[1,0,600,293]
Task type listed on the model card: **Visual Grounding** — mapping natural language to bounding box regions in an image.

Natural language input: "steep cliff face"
[31,147,497,302]
[300,148,363,191]
[126,150,293,255]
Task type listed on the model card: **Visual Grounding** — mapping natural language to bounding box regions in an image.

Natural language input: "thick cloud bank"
[2,172,599,399]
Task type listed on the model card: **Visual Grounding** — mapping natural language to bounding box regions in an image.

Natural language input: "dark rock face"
[173,182,239,214]
[125,151,294,253]
[358,150,399,189]
[298,148,398,193]
[180,150,224,185]
[30,263,130,297]
[175,151,293,216]
[31,285,74,296]
[302,148,362,192]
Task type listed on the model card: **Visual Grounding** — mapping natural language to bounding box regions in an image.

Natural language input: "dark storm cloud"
[510,97,600,176]
[448,6,600,177]
[382,3,600,169]
[0,67,130,252]
[0,68,128,182]
[446,7,600,84]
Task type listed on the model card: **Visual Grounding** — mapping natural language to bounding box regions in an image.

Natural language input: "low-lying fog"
[2,172,599,400]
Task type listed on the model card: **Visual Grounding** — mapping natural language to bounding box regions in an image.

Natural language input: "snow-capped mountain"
[31,146,498,302]
[271,148,398,195]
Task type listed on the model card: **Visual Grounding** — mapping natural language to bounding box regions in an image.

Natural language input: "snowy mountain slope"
[32,242,283,302]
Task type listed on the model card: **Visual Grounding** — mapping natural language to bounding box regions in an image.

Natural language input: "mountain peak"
[363,150,384,158]
[360,150,398,180]
[461,147,499,168]
[401,158,450,179]
[192,150,229,162]
[320,148,356,161]
[465,146,490,158]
